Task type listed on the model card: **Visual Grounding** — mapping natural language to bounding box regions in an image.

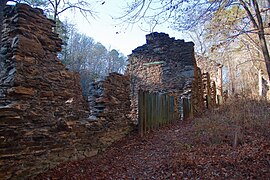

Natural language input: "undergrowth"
[192,97,270,147]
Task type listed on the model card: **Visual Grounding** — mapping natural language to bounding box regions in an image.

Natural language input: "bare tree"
[121,0,270,80]
[44,0,100,22]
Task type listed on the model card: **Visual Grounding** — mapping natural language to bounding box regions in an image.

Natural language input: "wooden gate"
[138,90,175,136]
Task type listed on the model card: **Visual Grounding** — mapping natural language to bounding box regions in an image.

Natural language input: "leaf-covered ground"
[37,99,270,179]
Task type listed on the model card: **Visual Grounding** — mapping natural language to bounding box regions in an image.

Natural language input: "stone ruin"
[88,72,131,130]
[196,56,223,105]
[127,33,223,120]
[127,32,196,121]
[0,4,131,179]
[0,4,223,179]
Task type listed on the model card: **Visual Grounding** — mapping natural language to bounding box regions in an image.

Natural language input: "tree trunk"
[258,31,270,79]
[252,0,270,81]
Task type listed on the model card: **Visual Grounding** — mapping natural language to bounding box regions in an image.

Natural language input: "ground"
[37,99,270,179]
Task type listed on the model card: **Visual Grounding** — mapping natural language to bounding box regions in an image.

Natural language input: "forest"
[0,0,269,179]
[119,0,270,97]
[0,0,269,97]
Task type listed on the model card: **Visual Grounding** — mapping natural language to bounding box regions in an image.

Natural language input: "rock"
[13,35,45,56]
[7,86,36,96]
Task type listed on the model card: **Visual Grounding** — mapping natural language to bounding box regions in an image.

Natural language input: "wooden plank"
[138,90,143,136]
[189,98,193,119]
[145,91,148,133]
[143,91,146,134]
[153,92,157,130]
[183,98,188,120]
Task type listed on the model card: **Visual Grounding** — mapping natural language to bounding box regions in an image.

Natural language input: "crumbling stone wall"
[202,72,217,109]
[191,67,204,116]
[0,4,89,178]
[0,4,132,179]
[192,68,218,115]
[196,55,223,103]
[88,72,131,131]
[127,32,196,122]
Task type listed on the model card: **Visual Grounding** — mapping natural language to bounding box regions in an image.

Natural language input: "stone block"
[12,35,45,56]
[7,86,36,96]
[40,91,54,97]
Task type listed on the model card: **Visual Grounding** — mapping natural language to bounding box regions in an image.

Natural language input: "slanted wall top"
[130,32,195,66]
[127,32,196,92]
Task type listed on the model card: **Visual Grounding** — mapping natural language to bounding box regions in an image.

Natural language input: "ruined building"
[127,32,196,121]
[0,4,222,179]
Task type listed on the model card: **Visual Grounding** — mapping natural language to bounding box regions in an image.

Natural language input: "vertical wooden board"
[160,95,163,125]
[143,91,147,134]
[189,98,194,118]
[170,97,174,122]
[151,93,154,131]
[145,92,148,132]
[157,93,161,127]
[156,93,160,128]
[149,93,153,131]
[183,98,188,120]
[163,95,166,124]
[153,93,157,129]
[145,92,149,132]
[138,90,143,136]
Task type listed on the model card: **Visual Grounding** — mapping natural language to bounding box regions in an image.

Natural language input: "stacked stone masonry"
[192,60,221,115]
[0,4,131,179]
[196,55,223,103]
[191,67,204,116]
[88,72,131,131]
[127,32,196,122]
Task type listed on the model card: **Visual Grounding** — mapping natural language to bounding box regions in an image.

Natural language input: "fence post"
[144,91,148,133]
[138,90,143,136]
[183,98,191,120]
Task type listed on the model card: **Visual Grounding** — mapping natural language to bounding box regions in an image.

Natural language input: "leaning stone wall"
[127,32,196,122]
[0,4,132,179]
[0,4,89,178]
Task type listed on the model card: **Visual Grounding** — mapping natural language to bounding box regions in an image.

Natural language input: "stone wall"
[127,32,196,122]
[0,4,132,179]
[88,72,131,131]
[196,55,223,102]
[192,67,219,116]
[191,67,204,116]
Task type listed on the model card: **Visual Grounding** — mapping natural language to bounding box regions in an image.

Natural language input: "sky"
[64,0,192,56]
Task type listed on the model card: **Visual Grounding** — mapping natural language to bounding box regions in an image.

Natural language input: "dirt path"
[37,121,270,179]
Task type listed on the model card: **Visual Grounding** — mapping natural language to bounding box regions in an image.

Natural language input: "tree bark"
[252,0,270,81]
